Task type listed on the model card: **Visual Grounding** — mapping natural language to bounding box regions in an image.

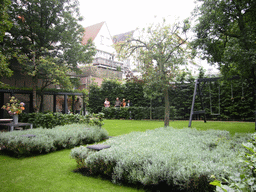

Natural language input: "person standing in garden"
[127,100,132,107]
[127,100,132,119]
[104,98,110,107]
[74,98,82,114]
[121,99,126,107]
[114,97,121,108]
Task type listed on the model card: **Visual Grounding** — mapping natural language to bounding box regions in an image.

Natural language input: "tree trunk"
[254,68,256,130]
[164,88,170,127]
[40,94,44,112]
[32,77,38,112]
[150,98,152,120]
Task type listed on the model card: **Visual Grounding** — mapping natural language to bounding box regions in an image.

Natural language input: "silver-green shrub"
[71,127,251,190]
[0,124,108,157]
[210,132,256,192]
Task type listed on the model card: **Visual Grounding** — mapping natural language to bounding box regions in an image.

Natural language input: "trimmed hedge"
[102,107,148,120]
[89,78,255,121]
[102,107,176,120]
[19,112,104,128]
[0,124,108,157]
[71,128,252,191]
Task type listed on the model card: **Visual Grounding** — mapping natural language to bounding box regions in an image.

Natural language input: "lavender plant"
[0,124,108,157]
[71,127,251,190]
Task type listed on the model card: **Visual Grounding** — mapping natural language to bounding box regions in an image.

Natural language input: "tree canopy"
[193,0,256,88]
[0,0,12,41]
[0,0,13,82]
[115,19,192,126]
[1,0,96,90]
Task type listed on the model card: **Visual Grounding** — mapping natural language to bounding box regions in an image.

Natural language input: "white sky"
[78,0,197,36]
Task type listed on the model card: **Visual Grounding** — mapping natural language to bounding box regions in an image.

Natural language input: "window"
[100,35,104,45]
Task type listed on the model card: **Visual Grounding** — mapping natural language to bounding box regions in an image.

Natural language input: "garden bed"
[71,127,252,191]
[0,124,108,157]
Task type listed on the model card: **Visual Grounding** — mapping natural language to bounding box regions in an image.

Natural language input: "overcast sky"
[78,0,198,36]
[77,0,219,73]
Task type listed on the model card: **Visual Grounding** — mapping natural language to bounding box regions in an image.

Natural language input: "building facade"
[79,22,123,89]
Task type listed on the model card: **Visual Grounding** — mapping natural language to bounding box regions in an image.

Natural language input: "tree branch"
[165,34,187,63]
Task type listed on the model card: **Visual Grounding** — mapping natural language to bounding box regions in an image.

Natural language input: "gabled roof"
[113,30,135,44]
[82,21,105,45]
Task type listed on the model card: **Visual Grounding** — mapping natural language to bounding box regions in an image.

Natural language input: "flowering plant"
[1,96,25,115]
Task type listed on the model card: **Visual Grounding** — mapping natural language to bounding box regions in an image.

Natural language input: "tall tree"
[0,0,13,82]
[193,0,256,76]
[0,0,12,41]
[192,0,256,112]
[115,19,191,126]
[1,0,96,111]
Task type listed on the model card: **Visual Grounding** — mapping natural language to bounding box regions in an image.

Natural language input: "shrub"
[90,79,255,121]
[89,112,104,128]
[0,124,108,157]
[19,112,104,128]
[71,128,252,191]
[102,106,176,120]
[210,133,256,192]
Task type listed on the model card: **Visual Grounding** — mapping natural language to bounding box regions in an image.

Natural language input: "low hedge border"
[102,107,176,120]
[0,124,108,157]
[19,112,104,128]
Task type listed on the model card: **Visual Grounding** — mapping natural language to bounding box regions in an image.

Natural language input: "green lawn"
[0,120,255,192]
[103,119,255,136]
[0,150,143,192]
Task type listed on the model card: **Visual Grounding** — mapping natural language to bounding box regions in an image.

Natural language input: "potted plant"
[1,96,25,124]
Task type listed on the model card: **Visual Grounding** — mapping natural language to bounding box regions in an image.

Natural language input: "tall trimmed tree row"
[88,77,255,121]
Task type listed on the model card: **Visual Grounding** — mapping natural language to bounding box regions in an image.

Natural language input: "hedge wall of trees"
[87,77,255,121]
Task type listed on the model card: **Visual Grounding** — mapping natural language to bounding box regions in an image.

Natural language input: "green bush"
[0,124,108,157]
[102,107,116,119]
[19,112,104,128]
[210,133,256,192]
[71,128,252,191]
[89,112,104,128]
[89,78,255,121]
[102,106,176,120]
[88,79,148,114]
[102,107,141,119]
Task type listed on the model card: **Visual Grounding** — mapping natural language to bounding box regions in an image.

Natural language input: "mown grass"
[0,120,255,192]
[103,119,255,136]
[0,149,143,192]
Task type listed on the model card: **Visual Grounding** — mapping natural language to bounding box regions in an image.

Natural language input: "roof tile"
[113,30,135,44]
[82,21,105,45]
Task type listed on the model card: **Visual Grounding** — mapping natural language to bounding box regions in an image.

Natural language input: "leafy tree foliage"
[0,0,13,82]
[0,0,12,41]
[1,0,96,111]
[193,0,256,110]
[0,51,13,81]
[89,75,255,122]
[115,19,192,126]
